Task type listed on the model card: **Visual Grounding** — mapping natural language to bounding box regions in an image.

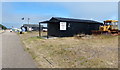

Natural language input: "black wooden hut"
[40,17,103,37]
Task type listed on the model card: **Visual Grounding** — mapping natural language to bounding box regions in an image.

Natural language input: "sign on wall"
[60,22,66,30]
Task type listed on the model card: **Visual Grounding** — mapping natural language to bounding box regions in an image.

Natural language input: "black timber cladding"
[40,17,103,37]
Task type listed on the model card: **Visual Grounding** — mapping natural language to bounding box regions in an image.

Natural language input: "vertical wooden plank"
[39,22,41,37]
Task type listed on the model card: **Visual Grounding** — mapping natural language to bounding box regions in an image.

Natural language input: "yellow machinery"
[99,20,118,33]
[92,20,119,35]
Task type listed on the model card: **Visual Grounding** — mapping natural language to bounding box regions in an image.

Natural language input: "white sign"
[60,22,66,30]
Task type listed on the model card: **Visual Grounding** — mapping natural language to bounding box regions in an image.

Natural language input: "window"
[68,23,70,27]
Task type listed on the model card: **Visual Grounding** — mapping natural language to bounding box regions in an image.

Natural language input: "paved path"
[0,31,2,69]
[2,30,37,68]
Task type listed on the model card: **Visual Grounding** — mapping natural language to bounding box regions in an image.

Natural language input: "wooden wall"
[48,22,100,37]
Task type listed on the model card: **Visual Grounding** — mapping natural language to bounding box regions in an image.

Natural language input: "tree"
[0,24,7,30]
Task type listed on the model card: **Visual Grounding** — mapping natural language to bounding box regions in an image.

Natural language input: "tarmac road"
[0,31,2,69]
[2,30,37,68]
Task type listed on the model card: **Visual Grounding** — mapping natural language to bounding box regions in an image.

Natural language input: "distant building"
[40,17,103,37]
[22,24,41,31]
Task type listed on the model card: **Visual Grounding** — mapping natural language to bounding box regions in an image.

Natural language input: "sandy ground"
[19,31,118,68]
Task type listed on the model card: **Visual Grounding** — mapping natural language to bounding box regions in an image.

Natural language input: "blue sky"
[2,2,118,28]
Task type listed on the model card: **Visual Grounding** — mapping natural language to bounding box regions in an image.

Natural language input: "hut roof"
[40,17,103,24]
[23,24,39,27]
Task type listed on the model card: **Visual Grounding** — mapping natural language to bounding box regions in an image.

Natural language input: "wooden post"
[47,23,49,39]
[39,22,41,37]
